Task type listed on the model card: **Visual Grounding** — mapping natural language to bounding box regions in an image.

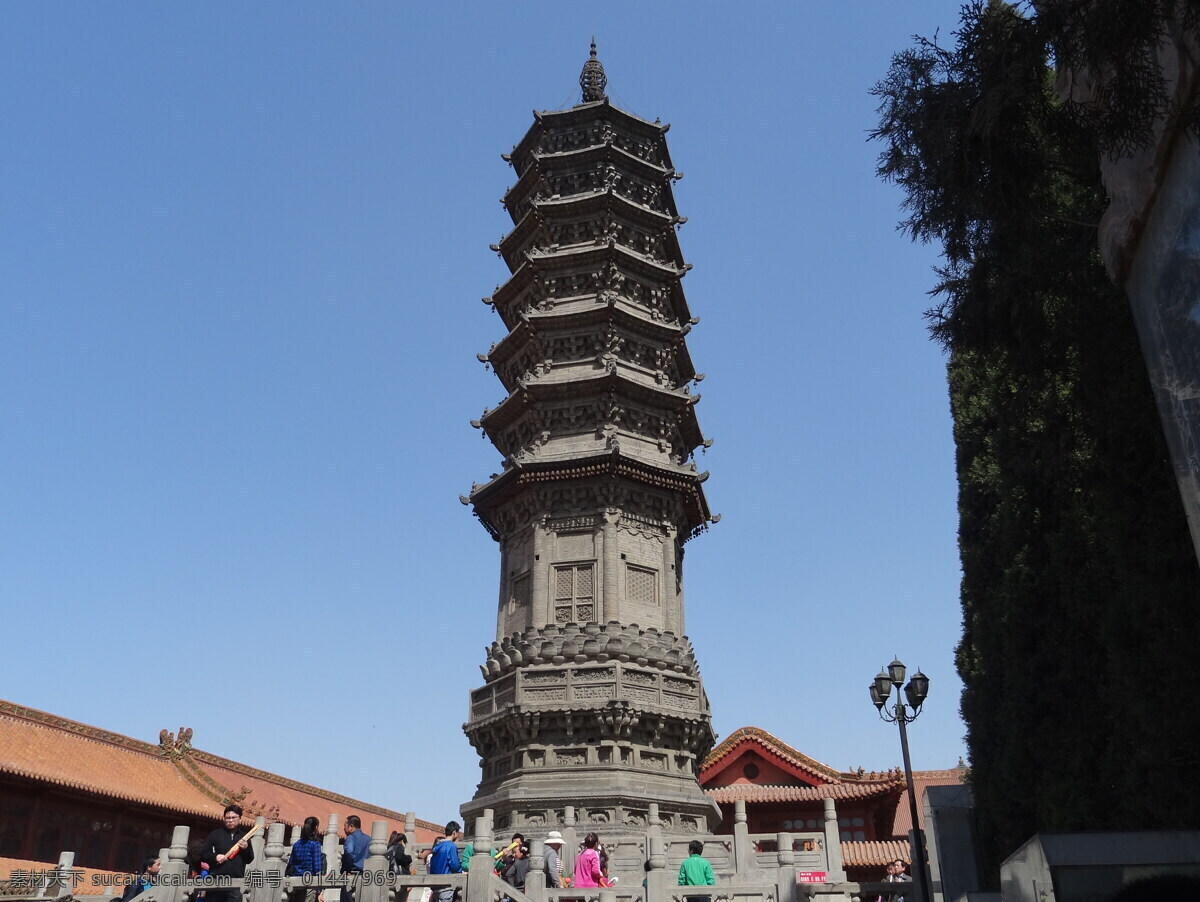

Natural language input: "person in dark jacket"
[288,816,325,902]
[385,831,412,902]
[502,845,530,891]
[386,832,412,876]
[340,816,370,902]
[121,855,160,902]
[201,804,256,902]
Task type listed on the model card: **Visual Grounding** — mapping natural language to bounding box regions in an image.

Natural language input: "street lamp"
[869,659,931,902]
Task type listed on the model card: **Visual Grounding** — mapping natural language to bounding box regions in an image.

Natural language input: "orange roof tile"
[839,840,911,868]
[701,727,844,784]
[0,699,439,840]
[0,705,217,818]
[187,751,440,837]
[705,781,904,804]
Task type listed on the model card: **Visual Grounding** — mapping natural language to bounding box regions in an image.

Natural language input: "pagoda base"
[461,767,720,835]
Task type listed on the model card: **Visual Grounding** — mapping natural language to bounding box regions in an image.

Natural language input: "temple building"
[699,726,966,878]
[461,43,720,836]
[0,699,438,877]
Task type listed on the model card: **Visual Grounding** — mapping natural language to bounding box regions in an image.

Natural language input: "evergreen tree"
[873,0,1200,879]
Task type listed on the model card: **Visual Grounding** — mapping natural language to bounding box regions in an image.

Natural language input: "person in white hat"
[542,832,568,888]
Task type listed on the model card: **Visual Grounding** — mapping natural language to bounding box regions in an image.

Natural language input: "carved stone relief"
[554,530,595,561]
[640,753,668,771]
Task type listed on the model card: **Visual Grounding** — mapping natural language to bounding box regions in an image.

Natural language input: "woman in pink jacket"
[573,833,603,888]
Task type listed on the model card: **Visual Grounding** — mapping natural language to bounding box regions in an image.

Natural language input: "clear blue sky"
[2,2,969,823]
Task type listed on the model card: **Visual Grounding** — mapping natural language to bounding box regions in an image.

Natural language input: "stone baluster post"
[646,835,668,902]
[42,850,74,899]
[776,833,796,902]
[247,823,286,902]
[476,810,494,862]
[821,799,845,882]
[403,813,416,879]
[156,826,190,902]
[359,821,389,902]
[526,840,547,902]
[325,814,342,902]
[599,890,617,902]
[732,800,751,877]
[250,817,267,866]
[562,807,577,876]
[466,815,495,902]
[157,845,171,902]
[647,803,663,894]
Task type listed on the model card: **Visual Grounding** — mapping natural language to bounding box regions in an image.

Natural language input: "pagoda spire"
[579,38,607,103]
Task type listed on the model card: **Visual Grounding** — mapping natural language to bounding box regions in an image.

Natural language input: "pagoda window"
[553,562,595,623]
[626,564,658,604]
[509,572,531,614]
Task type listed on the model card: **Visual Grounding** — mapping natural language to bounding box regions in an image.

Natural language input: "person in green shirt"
[678,840,716,901]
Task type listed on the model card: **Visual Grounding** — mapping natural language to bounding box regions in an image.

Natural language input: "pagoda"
[462,44,720,836]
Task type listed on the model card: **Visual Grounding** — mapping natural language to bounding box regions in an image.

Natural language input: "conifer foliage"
[873,0,1200,878]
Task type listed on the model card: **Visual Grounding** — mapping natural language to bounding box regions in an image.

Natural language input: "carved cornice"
[509,98,673,180]
[464,703,716,768]
[497,190,680,271]
[468,450,711,541]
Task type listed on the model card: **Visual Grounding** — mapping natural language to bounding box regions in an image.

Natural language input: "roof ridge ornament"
[579,38,607,103]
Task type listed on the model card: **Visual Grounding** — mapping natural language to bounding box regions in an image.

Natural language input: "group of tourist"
[121,807,719,902]
[413,819,717,900]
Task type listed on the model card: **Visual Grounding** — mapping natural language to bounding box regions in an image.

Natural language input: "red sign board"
[796,872,827,884]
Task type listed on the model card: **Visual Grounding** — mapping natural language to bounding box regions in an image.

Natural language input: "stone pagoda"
[462,44,720,837]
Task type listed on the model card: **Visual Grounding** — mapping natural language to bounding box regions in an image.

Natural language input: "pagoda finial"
[579,38,607,103]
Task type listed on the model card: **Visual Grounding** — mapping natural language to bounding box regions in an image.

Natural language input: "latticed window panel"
[626,564,657,604]
[555,568,574,600]
[553,562,596,623]
[576,566,593,595]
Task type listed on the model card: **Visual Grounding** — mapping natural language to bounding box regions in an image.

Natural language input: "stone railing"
[5,798,909,902]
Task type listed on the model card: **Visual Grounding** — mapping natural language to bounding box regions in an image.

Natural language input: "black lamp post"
[869,658,931,902]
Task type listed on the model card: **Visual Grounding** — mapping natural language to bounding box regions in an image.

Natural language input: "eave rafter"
[508,98,674,177]
[480,305,696,394]
[466,449,713,542]
[478,368,699,435]
[487,250,694,331]
[496,190,685,272]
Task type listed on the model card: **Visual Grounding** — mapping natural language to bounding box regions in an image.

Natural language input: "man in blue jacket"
[427,821,463,902]
[341,816,370,902]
